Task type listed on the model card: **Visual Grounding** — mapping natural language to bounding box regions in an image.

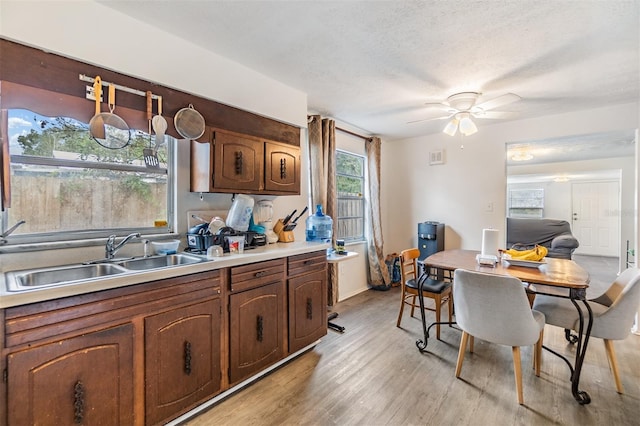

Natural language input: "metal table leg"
[415,274,430,352]
[328,312,345,333]
[568,288,593,404]
[415,268,456,353]
[541,288,593,404]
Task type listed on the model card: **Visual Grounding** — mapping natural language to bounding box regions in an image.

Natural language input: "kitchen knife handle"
[283,209,297,225]
[292,206,309,223]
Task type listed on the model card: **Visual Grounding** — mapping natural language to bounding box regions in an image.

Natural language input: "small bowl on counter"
[151,239,180,255]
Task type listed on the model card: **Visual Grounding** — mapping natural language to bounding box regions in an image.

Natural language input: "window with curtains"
[336,150,365,241]
[1,108,173,244]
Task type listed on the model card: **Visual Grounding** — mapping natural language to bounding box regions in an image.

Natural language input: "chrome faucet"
[0,220,26,245]
[105,232,141,259]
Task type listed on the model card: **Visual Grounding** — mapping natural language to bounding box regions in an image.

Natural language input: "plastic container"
[226,235,245,254]
[305,204,333,242]
[226,194,254,232]
[151,239,180,255]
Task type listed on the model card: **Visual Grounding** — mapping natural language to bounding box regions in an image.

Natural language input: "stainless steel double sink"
[5,253,208,292]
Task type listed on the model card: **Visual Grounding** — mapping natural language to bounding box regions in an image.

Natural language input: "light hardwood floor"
[184,270,640,425]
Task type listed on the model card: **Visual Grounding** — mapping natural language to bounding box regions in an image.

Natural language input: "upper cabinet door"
[264,141,301,194]
[213,130,263,191]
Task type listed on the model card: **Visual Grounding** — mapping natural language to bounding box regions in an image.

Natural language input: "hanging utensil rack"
[79,74,161,102]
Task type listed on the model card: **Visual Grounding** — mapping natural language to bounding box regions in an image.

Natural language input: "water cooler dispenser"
[418,221,444,261]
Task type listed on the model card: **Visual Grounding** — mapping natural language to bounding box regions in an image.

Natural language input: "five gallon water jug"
[306,204,333,242]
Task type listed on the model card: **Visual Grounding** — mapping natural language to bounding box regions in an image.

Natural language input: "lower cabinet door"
[288,269,328,353]
[229,281,285,385]
[145,299,222,425]
[7,324,134,426]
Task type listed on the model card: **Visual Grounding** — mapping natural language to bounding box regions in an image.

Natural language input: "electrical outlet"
[485,202,494,212]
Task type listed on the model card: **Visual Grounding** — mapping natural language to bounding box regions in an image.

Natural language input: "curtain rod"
[308,115,373,141]
[336,126,372,142]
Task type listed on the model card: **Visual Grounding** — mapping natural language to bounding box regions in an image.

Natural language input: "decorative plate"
[506,259,546,268]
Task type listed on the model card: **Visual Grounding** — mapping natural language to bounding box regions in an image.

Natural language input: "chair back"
[593,268,640,340]
[400,248,421,286]
[453,269,542,347]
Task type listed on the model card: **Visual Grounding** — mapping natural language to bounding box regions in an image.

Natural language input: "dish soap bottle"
[306,204,333,242]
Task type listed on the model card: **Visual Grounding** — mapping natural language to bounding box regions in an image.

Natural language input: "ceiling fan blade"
[407,114,454,124]
[471,110,518,119]
[423,102,457,113]
[473,93,521,111]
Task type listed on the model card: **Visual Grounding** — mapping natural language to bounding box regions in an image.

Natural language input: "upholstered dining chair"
[532,267,640,394]
[453,269,545,405]
[396,248,452,339]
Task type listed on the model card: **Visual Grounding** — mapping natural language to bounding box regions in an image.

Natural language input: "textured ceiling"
[99,0,639,141]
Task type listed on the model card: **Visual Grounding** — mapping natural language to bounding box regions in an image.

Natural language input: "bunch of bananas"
[504,245,548,261]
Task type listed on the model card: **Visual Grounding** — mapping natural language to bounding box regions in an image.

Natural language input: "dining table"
[418,249,593,404]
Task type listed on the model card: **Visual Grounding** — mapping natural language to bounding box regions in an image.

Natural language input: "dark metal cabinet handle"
[280,158,287,179]
[254,271,266,278]
[235,151,243,174]
[306,297,313,320]
[73,381,85,424]
[184,341,192,375]
[257,315,264,342]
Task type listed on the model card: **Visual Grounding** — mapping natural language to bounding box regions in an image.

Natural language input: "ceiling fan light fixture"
[458,113,478,136]
[443,118,459,136]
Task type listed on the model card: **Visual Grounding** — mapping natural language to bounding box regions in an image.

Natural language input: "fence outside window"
[336,150,365,242]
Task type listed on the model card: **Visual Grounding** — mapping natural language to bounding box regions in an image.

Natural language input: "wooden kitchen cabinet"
[212,129,264,192]
[145,298,222,426]
[264,141,301,193]
[7,324,134,425]
[1,252,327,425]
[287,251,328,353]
[190,128,300,195]
[228,259,286,385]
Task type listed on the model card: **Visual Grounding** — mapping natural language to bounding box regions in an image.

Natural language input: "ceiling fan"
[410,92,521,136]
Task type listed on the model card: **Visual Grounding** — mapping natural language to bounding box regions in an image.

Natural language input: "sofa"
[506,217,580,260]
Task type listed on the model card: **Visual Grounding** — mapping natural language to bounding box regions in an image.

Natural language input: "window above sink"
[1,108,177,246]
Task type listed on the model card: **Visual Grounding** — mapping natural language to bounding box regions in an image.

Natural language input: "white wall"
[381,103,640,255]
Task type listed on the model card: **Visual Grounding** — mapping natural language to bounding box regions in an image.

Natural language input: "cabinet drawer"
[230,258,285,292]
[288,250,327,278]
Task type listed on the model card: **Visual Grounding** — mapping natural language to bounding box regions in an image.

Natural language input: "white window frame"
[336,149,366,242]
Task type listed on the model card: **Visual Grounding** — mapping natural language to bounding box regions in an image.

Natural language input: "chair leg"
[435,294,442,340]
[409,295,417,318]
[455,331,469,377]
[447,292,453,325]
[469,335,474,353]
[512,346,524,405]
[396,290,406,328]
[604,339,624,394]
[534,328,543,377]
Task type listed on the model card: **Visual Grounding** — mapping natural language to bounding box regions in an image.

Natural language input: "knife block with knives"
[273,219,295,242]
[274,206,308,243]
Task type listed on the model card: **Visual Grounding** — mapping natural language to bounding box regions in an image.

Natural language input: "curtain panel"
[366,137,391,288]
[308,115,339,305]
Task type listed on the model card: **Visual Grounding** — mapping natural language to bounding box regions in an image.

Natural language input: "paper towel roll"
[481,228,499,256]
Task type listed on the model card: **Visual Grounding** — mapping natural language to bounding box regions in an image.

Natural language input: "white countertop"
[0,242,330,308]
[327,250,359,263]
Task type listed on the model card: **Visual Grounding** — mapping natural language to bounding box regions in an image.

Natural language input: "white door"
[571,181,620,256]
